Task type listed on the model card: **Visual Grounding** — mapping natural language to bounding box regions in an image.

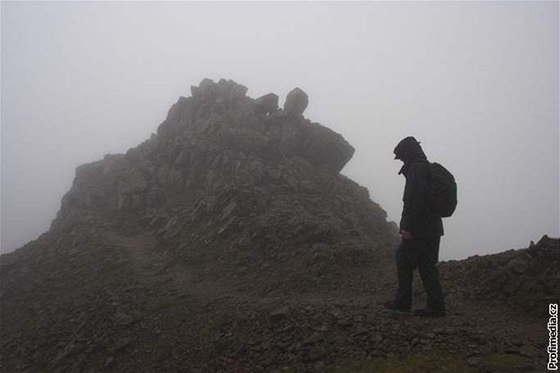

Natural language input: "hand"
[400,229,413,240]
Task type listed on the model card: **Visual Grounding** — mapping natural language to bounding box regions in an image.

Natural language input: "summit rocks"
[49,80,383,266]
[9,77,396,301]
[1,78,399,372]
[284,87,309,116]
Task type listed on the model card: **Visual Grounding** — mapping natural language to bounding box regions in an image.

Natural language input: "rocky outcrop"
[0,78,400,372]
[440,235,559,312]
[254,93,279,115]
[45,78,394,294]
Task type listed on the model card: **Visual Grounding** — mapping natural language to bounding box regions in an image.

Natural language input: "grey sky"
[1,1,558,260]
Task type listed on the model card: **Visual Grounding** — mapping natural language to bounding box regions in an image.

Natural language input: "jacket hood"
[394,137,427,175]
[394,136,425,161]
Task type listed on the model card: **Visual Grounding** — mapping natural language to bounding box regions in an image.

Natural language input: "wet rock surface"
[0,79,555,372]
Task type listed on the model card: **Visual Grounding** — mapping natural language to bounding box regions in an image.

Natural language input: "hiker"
[384,136,446,317]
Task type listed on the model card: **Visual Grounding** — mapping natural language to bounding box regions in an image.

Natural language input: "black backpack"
[428,162,457,217]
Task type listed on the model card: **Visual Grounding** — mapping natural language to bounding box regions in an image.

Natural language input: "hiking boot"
[383,300,411,315]
[414,307,446,317]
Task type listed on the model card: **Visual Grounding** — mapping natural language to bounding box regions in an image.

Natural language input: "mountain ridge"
[1,79,557,372]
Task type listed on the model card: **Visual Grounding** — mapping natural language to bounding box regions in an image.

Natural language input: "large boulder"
[284,87,309,115]
[254,93,279,115]
[299,122,355,173]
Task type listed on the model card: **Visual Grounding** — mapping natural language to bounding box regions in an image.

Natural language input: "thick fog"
[1,2,558,260]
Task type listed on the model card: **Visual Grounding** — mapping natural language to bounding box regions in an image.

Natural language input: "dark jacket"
[399,158,444,239]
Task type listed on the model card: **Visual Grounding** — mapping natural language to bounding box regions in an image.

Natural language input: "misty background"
[1,2,558,260]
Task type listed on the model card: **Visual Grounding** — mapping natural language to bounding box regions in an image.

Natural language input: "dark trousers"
[394,236,445,311]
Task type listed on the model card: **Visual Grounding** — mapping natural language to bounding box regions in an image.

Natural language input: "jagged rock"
[284,87,309,115]
[217,78,247,100]
[254,93,279,115]
[191,78,217,98]
[298,122,355,172]
[51,79,362,238]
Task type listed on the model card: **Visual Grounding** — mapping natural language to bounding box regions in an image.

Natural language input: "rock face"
[29,78,395,293]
